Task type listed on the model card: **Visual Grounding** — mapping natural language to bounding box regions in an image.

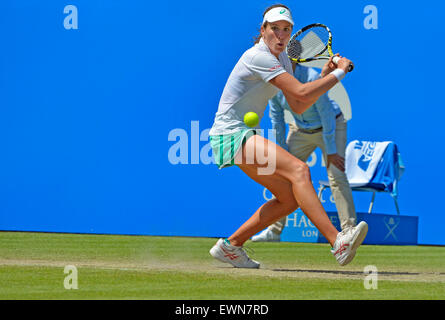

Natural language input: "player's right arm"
[270,72,336,114]
[269,57,351,114]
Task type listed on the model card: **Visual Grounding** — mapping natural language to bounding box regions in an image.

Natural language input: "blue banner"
[281,210,418,245]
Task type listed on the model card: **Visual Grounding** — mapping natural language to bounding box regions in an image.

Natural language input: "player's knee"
[288,161,311,183]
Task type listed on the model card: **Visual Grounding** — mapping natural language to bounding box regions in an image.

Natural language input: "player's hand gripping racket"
[287,23,354,72]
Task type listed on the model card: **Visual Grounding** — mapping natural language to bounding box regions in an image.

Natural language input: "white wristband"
[331,69,346,81]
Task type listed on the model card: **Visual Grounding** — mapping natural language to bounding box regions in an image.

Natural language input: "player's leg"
[210,134,367,268]
[229,165,298,245]
[233,134,339,247]
[271,125,318,233]
[209,157,299,269]
[320,117,357,230]
[209,133,301,268]
[228,164,299,245]
[254,125,316,241]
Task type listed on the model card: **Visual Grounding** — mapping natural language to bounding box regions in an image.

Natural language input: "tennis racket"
[287,23,354,72]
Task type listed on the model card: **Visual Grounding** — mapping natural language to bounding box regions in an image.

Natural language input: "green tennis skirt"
[210,129,257,169]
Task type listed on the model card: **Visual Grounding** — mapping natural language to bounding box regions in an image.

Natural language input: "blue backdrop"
[1,0,443,245]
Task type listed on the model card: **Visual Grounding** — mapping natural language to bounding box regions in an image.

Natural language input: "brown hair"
[254,4,291,44]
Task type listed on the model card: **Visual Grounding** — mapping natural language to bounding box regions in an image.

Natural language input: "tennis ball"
[244,112,259,128]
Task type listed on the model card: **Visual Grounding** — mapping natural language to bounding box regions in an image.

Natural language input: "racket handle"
[332,56,354,72]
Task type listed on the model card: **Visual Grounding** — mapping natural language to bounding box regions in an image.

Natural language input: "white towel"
[345,141,391,187]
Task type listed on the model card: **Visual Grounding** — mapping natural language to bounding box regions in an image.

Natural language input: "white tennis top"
[209,38,293,135]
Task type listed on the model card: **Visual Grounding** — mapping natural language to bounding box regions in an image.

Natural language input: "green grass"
[0,231,444,299]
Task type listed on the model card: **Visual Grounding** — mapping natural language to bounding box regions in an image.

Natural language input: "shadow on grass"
[271,269,425,276]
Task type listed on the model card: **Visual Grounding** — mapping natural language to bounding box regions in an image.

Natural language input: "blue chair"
[318,141,404,215]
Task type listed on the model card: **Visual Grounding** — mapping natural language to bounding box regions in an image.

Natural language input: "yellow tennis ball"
[244,112,259,128]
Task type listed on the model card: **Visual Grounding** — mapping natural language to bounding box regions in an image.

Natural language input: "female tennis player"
[209,4,368,268]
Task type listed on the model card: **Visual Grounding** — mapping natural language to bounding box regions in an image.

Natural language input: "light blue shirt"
[269,64,342,155]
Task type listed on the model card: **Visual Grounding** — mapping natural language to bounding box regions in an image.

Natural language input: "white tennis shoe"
[331,221,368,266]
[251,229,281,242]
[210,239,260,269]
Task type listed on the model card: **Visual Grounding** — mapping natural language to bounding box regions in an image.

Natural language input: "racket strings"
[288,27,330,60]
